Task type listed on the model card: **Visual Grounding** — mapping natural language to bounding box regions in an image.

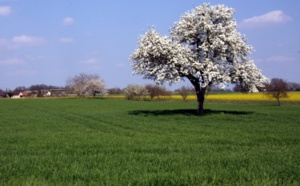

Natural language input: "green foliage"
[0,99,299,185]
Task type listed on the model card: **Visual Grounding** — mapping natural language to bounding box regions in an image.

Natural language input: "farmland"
[0,98,300,185]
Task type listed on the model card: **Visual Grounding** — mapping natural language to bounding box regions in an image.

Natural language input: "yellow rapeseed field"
[104,95,126,99]
[207,92,300,101]
[184,92,300,102]
[104,92,300,102]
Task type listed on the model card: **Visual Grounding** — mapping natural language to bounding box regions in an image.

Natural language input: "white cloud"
[0,58,25,65]
[0,6,11,16]
[83,58,98,64]
[62,17,74,26]
[12,35,46,46]
[59,37,75,44]
[0,35,46,49]
[240,10,291,29]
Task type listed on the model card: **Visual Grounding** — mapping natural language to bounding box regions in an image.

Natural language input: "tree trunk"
[188,77,206,114]
[196,87,206,114]
[276,98,281,106]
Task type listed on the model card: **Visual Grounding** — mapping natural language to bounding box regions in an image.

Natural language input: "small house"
[11,92,29,99]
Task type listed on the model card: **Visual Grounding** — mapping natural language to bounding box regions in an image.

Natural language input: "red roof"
[20,92,29,97]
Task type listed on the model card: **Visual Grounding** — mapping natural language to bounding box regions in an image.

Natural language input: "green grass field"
[0,99,299,185]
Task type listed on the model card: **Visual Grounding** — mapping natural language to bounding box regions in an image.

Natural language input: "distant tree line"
[1,74,300,102]
[11,84,65,92]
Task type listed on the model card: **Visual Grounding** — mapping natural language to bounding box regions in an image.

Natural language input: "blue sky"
[1,0,299,90]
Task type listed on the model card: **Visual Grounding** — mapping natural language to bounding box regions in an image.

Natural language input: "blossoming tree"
[131,4,268,114]
[66,73,107,98]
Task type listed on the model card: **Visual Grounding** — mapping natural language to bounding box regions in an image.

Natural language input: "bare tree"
[178,86,189,101]
[66,73,106,98]
[28,84,63,91]
[145,84,169,100]
[37,90,44,97]
[265,78,289,106]
[7,92,13,98]
[108,87,123,95]
[14,86,27,92]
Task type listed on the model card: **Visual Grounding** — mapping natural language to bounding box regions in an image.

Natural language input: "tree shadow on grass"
[128,109,254,116]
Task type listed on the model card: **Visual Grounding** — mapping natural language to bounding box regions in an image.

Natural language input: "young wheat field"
[0,98,299,185]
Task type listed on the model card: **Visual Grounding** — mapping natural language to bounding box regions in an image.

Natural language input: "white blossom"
[123,84,148,100]
[130,3,268,93]
[66,73,107,97]
[85,79,107,96]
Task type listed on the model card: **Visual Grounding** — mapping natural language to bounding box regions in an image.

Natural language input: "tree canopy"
[131,3,268,113]
[265,78,288,106]
[66,73,107,98]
